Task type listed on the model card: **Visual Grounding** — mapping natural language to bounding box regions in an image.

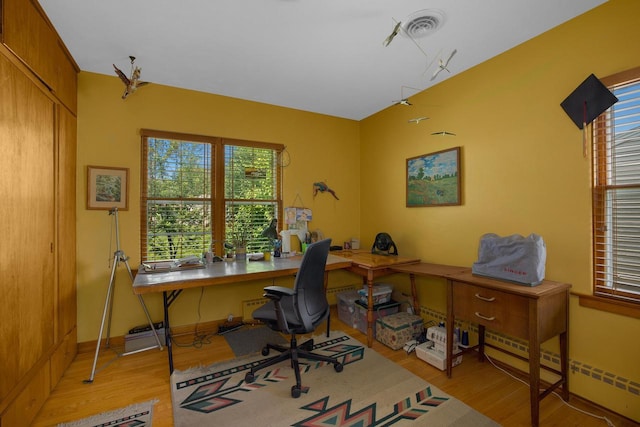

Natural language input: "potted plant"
[231,230,248,260]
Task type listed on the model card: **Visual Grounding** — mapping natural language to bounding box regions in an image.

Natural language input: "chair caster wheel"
[261,347,270,356]
[334,363,343,373]
[245,372,255,383]
[291,385,301,398]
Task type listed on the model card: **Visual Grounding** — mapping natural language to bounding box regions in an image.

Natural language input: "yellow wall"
[76,74,361,343]
[76,0,639,420]
[360,0,640,420]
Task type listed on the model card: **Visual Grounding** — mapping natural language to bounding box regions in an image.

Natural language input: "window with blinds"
[141,130,282,261]
[224,144,281,253]
[592,67,640,304]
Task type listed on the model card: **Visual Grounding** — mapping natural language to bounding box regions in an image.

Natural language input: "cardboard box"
[375,311,423,350]
[415,343,462,371]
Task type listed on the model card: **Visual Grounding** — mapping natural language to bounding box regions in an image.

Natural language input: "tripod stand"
[85,208,163,383]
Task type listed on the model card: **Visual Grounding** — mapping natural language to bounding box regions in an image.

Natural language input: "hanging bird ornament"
[313,182,339,200]
[383,21,402,47]
[430,49,457,81]
[113,56,149,99]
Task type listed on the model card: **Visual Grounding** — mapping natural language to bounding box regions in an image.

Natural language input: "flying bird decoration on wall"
[408,117,429,124]
[113,56,149,99]
[313,182,339,200]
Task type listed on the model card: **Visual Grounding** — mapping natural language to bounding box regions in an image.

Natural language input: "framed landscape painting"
[87,166,129,210]
[406,147,461,207]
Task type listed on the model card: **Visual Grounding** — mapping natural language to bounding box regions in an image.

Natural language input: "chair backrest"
[292,238,332,332]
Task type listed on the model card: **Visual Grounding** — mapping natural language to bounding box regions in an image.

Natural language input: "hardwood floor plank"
[32,308,637,426]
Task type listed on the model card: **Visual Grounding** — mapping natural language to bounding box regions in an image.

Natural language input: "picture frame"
[406,147,461,207]
[86,166,129,210]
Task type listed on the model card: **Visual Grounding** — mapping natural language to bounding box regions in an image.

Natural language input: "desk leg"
[324,271,330,337]
[409,274,419,314]
[163,291,174,374]
[478,325,486,362]
[559,331,569,401]
[366,274,374,347]
[529,302,541,427]
[559,290,570,401]
[446,279,454,378]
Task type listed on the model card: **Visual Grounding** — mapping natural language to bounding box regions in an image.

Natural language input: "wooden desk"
[390,263,471,313]
[333,250,420,346]
[446,272,571,427]
[133,254,351,373]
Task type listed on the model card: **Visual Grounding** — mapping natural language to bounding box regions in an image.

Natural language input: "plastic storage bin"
[354,300,400,338]
[357,283,393,305]
[336,289,360,328]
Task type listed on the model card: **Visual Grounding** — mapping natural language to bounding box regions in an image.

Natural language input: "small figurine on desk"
[371,232,398,255]
[274,239,282,257]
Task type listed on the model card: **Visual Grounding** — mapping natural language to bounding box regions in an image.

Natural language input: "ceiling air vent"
[402,9,446,39]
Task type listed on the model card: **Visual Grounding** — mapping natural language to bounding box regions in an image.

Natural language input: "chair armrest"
[263,286,294,300]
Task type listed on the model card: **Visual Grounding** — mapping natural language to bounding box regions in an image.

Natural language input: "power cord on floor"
[483,353,615,427]
[170,287,217,348]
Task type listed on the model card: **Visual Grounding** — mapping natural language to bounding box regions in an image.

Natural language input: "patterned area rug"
[171,332,500,426]
[56,399,157,427]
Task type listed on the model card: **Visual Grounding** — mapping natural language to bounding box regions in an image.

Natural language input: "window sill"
[573,292,640,319]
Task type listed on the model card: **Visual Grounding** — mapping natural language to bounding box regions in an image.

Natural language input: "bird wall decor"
[431,131,456,136]
[113,56,149,99]
[313,182,339,200]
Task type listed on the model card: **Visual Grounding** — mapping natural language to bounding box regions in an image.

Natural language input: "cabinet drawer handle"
[475,311,496,321]
[474,293,495,302]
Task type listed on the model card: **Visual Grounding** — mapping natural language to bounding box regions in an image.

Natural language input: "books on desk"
[141,255,204,273]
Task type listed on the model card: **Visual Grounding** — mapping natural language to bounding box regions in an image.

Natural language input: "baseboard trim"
[77,317,240,354]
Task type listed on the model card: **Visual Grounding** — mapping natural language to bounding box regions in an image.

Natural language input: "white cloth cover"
[472,233,546,286]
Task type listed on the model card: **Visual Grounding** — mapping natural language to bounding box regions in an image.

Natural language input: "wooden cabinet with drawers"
[446,272,571,427]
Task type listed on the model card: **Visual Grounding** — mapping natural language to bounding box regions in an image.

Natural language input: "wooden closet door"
[0,52,55,403]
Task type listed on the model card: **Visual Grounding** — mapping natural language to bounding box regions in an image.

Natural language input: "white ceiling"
[40,0,606,121]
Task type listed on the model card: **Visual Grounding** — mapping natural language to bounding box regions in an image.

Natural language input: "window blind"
[142,136,213,261]
[224,144,281,253]
[592,68,640,303]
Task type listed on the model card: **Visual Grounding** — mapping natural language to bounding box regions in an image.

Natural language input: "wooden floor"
[33,308,636,427]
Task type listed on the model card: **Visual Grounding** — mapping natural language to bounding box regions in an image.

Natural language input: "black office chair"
[244,238,343,398]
